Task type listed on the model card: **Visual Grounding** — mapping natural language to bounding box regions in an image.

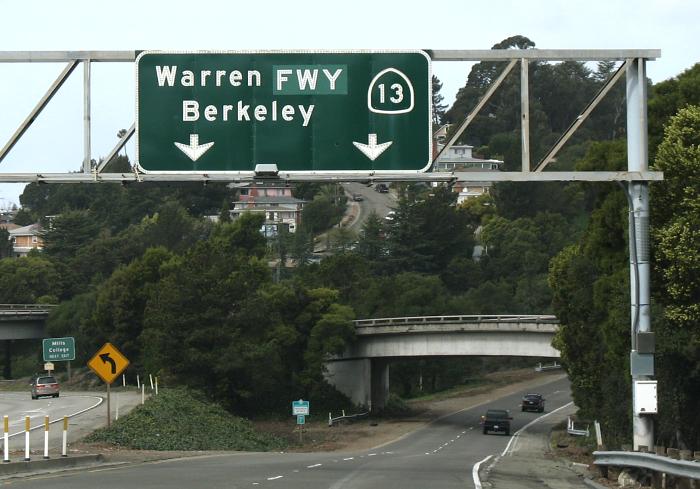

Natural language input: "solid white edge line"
[8,395,104,438]
[307,463,322,468]
[472,454,493,489]
[500,401,574,457]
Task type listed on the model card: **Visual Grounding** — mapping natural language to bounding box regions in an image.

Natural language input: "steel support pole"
[626,58,653,451]
[83,59,91,173]
[520,59,530,172]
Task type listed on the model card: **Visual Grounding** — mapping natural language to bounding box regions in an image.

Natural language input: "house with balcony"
[230,183,305,234]
[8,223,44,257]
[433,142,503,203]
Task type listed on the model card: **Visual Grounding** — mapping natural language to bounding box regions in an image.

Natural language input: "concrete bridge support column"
[3,340,11,379]
[324,359,372,409]
[370,358,390,413]
[324,358,391,413]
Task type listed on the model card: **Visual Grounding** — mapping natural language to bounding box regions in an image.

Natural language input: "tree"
[432,75,448,127]
[0,228,12,258]
[648,63,700,154]
[86,247,174,369]
[385,186,474,274]
[0,255,62,303]
[41,210,100,260]
[356,212,385,263]
[219,198,232,223]
[651,105,700,449]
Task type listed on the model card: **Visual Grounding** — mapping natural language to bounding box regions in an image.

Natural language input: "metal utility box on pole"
[626,57,654,451]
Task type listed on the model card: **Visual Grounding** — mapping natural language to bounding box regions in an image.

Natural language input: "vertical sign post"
[292,399,310,444]
[88,343,130,428]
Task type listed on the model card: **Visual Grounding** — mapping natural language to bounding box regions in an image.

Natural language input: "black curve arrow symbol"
[99,353,117,374]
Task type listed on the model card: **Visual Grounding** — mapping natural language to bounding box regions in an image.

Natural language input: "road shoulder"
[479,402,592,489]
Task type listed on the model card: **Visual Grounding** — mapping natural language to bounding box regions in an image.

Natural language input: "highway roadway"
[5,376,572,489]
[342,182,396,230]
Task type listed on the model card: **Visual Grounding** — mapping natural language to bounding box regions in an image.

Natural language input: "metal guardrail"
[354,315,558,327]
[0,304,57,311]
[567,416,590,437]
[328,410,369,426]
[535,362,562,372]
[594,451,700,480]
[0,304,56,318]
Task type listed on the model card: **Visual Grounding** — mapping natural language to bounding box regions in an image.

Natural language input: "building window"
[32,236,38,244]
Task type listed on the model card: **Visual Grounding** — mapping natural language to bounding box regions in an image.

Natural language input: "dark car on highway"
[521,393,545,412]
[374,183,389,193]
[30,375,60,399]
[481,409,512,435]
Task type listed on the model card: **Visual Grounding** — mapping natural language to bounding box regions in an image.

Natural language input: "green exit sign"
[42,337,75,362]
[136,51,431,173]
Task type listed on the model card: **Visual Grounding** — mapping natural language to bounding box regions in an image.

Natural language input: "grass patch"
[84,388,286,451]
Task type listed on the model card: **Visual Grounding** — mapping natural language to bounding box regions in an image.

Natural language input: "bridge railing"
[354,315,558,327]
[0,304,57,317]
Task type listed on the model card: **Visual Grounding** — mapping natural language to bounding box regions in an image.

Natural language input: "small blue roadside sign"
[297,415,306,425]
[292,399,310,416]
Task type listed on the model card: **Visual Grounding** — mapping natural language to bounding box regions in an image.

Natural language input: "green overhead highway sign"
[136,50,431,174]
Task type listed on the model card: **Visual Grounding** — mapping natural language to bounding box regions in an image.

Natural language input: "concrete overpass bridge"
[0,304,53,378]
[326,314,560,412]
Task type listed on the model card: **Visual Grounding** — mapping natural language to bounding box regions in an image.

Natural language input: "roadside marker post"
[3,415,9,462]
[24,416,30,461]
[43,416,49,459]
[141,383,145,404]
[61,416,68,457]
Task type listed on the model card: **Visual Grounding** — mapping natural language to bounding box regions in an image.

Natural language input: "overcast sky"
[1,0,698,208]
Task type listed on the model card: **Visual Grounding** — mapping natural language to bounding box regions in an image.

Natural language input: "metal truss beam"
[0,171,663,184]
[432,59,517,166]
[534,61,628,172]
[0,60,80,164]
[429,49,660,61]
[0,50,662,184]
[0,50,660,63]
[96,125,134,173]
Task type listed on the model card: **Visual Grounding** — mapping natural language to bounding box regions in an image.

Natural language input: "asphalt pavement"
[479,401,592,489]
[0,377,583,489]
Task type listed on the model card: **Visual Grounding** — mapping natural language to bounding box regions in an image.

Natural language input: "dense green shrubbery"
[380,393,413,417]
[84,388,285,451]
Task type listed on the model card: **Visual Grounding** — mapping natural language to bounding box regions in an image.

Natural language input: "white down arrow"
[353,134,392,161]
[174,134,214,162]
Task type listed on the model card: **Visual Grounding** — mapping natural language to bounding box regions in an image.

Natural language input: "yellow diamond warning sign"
[88,343,129,384]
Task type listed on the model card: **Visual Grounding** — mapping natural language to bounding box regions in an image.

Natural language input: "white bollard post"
[155,377,158,395]
[136,374,140,389]
[122,374,126,387]
[43,416,49,459]
[149,374,154,390]
[24,416,30,461]
[141,383,145,405]
[61,416,68,457]
[3,415,9,463]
